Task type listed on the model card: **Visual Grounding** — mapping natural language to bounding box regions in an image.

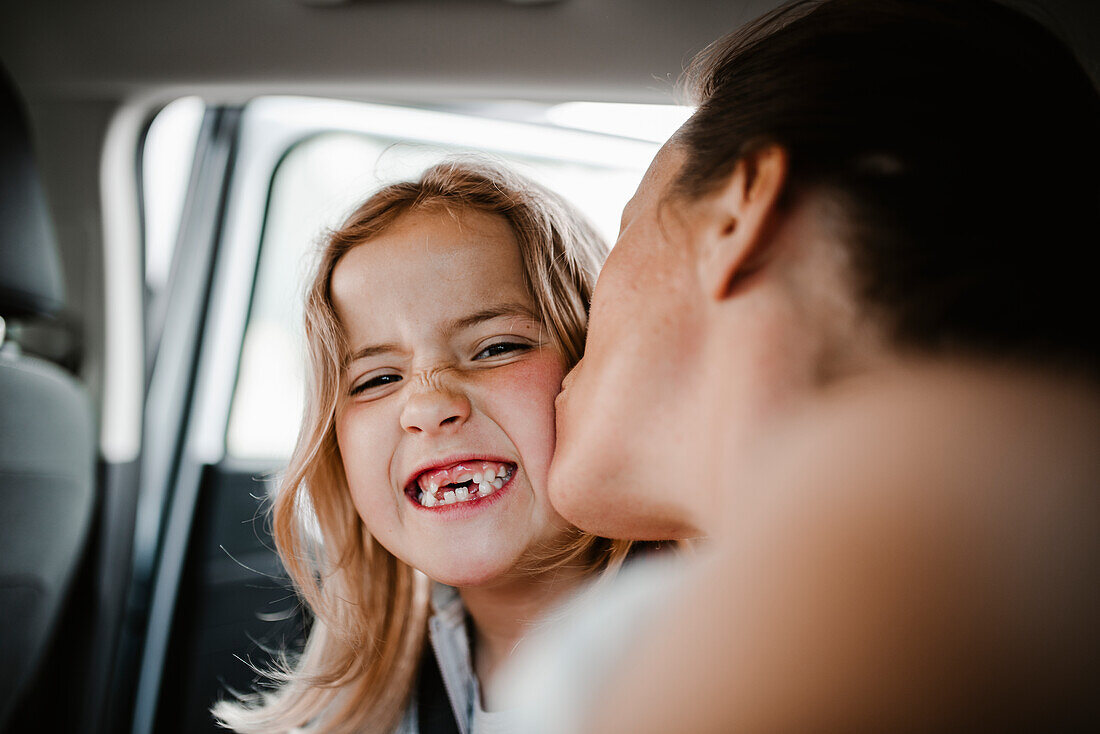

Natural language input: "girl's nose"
[400,385,472,434]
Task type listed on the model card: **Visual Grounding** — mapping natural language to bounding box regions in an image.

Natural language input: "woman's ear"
[696,145,789,301]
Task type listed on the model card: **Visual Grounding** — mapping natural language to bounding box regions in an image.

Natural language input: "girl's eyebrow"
[344,303,539,366]
[446,303,540,332]
[345,342,402,366]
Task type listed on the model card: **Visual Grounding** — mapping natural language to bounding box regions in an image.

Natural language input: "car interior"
[1,1,1098,733]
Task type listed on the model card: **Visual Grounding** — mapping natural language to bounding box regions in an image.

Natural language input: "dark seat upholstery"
[0,67,96,730]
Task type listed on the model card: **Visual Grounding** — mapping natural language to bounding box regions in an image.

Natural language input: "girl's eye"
[349,373,401,396]
[474,341,531,360]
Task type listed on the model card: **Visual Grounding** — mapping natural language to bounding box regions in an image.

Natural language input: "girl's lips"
[403,455,514,494]
[406,468,517,514]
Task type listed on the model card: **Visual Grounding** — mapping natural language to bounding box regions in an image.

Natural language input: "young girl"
[213,160,633,733]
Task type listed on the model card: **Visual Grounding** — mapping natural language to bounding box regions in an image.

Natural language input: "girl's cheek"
[477,355,565,410]
[475,355,565,470]
[495,350,566,388]
[336,407,392,490]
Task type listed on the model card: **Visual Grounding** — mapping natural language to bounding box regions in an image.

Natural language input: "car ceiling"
[3,0,1098,106]
[1,0,791,104]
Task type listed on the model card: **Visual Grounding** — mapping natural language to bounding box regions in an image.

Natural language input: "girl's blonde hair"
[214,160,633,733]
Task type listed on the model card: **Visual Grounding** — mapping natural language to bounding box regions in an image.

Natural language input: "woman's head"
[675,0,1100,365]
[550,0,1100,539]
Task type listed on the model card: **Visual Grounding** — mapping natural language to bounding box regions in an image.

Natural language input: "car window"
[143,97,205,297]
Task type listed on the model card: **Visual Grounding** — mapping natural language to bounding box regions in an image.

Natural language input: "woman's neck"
[458,563,590,711]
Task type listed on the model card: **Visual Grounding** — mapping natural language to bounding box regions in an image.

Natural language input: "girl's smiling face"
[331,207,572,587]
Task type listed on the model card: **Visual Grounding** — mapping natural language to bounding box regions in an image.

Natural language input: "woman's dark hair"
[679,0,1100,373]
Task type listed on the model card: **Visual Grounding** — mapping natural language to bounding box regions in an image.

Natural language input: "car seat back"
[0,66,96,731]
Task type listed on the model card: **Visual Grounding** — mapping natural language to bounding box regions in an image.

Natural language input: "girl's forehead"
[330,208,535,339]
[342,208,522,281]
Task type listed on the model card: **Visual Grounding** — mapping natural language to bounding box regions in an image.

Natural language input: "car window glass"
[143,96,205,296]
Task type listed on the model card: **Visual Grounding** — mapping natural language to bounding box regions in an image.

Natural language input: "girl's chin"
[409,524,577,589]
[422,556,524,589]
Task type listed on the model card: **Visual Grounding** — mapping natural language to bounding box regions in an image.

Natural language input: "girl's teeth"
[415,461,515,506]
[419,484,493,507]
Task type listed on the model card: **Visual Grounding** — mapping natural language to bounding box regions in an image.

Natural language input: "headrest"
[0,64,64,319]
